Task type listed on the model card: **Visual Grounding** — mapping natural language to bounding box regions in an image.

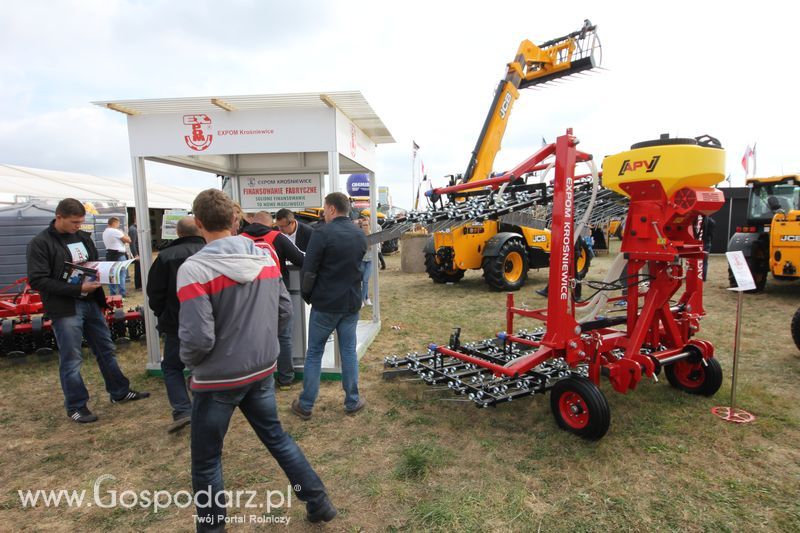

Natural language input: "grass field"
[1,245,799,532]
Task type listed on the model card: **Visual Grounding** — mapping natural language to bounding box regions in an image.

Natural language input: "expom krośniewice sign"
[239,174,323,211]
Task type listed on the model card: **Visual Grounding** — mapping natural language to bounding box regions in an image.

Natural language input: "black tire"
[665,356,722,396]
[550,376,611,441]
[482,238,529,291]
[381,238,399,254]
[425,253,465,284]
[575,238,592,279]
[792,307,800,351]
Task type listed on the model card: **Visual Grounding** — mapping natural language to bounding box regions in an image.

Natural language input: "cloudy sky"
[1,0,797,208]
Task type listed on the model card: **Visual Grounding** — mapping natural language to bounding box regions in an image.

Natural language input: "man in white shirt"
[102,217,131,297]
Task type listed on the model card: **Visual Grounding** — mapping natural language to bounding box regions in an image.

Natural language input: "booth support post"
[130,157,162,372]
[369,171,380,323]
[327,147,341,368]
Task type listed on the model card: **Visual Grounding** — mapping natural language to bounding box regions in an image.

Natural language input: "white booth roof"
[94,91,395,144]
[0,164,198,209]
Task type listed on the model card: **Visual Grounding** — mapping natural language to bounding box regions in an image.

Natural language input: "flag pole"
[752,143,757,176]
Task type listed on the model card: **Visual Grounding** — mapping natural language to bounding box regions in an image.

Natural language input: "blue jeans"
[162,333,192,420]
[276,314,295,385]
[299,309,359,411]
[50,300,130,413]
[361,260,372,302]
[106,251,127,297]
[191,376,328,531]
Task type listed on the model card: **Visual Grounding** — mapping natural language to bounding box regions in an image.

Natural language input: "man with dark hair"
[275,208,314,252]
[177,189,336,528]
[26,198,149,424]
[102,216,131,297]
[240,211,305,390]
[146,216,205,433]
[292,192,367,420]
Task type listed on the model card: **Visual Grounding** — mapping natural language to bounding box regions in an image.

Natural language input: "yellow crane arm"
[462,20,601,185]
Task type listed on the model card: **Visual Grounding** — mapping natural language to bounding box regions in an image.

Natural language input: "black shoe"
[535,287,548,297]
[307,497,337,523]
[291,399,312,421]
[111,390,151,404]
[167,414,191,433]
[68,407,98,424]
[345,398,366,415]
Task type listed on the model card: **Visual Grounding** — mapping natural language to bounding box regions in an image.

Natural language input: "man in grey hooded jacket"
[177,189,336,531]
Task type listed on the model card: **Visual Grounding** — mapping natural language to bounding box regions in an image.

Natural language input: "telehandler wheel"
[791,306,800,351]
[665,356,722,396]
[550,376,610,441]
[483,238,528,291]
[575,239,591,279]
[425,253,465,284]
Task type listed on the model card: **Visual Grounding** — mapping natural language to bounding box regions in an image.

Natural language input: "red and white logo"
[183,114,213,151]
[350,124,357,158]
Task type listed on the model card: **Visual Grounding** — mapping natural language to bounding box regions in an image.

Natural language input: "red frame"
[429,129,724,394]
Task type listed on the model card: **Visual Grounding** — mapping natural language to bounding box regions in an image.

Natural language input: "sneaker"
[307,497,337,523]
[535,287,548,297]
[364,298,373,306]
[167,414,191,433]
[277,381,293,392]
[68,407,98,424]
[291,399,312,421]
[345,398,366,415]
[111,390,151,404]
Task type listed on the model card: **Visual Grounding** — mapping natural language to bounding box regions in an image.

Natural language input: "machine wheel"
[425,253,465,284]
[550,376,610,440]
[483,238,529,291]
[381,238,399,254]
[665,356,722,396]
[791,307,800,351]
[575,239,592,279]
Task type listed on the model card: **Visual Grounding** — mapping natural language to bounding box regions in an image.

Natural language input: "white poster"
[239,174,323,211]
[726,251,756,292]
[161,210,189,240]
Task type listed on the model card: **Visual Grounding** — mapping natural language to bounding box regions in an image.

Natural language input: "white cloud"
[2,0,799,208]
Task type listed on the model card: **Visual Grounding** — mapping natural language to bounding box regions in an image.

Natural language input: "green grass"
[1,246,799,532]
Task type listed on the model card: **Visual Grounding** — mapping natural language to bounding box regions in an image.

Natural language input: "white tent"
[0,164,199,209]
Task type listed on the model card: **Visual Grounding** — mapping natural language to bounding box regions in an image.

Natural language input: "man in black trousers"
[146,217,205,432]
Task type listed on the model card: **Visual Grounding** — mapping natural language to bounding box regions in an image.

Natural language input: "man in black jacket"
[146,217,205,432]
[26,198,149,424]
[275,208,314,252]
[292,192,367,420]
[240,211,304,389]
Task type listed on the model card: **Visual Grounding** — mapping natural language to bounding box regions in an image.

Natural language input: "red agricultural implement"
[0,278,145,358]
[384,130,726,440]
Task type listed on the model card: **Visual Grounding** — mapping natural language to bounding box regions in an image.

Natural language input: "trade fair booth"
[96,92,395,377]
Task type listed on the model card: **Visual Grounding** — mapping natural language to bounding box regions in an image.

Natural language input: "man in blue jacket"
[177,189,335,530]
[292,192,367,420]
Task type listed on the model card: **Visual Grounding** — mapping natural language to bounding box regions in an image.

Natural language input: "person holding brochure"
[102,217,130,297]
[26,198,150,424]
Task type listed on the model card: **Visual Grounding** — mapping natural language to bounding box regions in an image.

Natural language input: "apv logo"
[780,235,800,242]
[183,114,213,152]
[618,155,660,176]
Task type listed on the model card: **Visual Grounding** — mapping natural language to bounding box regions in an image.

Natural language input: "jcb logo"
[780,235,800,242]
[618,156,660,175]
[532,235,547,243]
[499,93,512,120]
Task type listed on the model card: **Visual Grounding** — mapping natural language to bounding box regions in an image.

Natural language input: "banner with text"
[239,174,323,211]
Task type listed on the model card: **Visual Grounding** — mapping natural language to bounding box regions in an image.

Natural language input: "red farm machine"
[0,278,145,359]
[381,131,727,440]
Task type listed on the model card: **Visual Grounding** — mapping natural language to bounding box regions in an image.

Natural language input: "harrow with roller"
[383,131,727,440]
